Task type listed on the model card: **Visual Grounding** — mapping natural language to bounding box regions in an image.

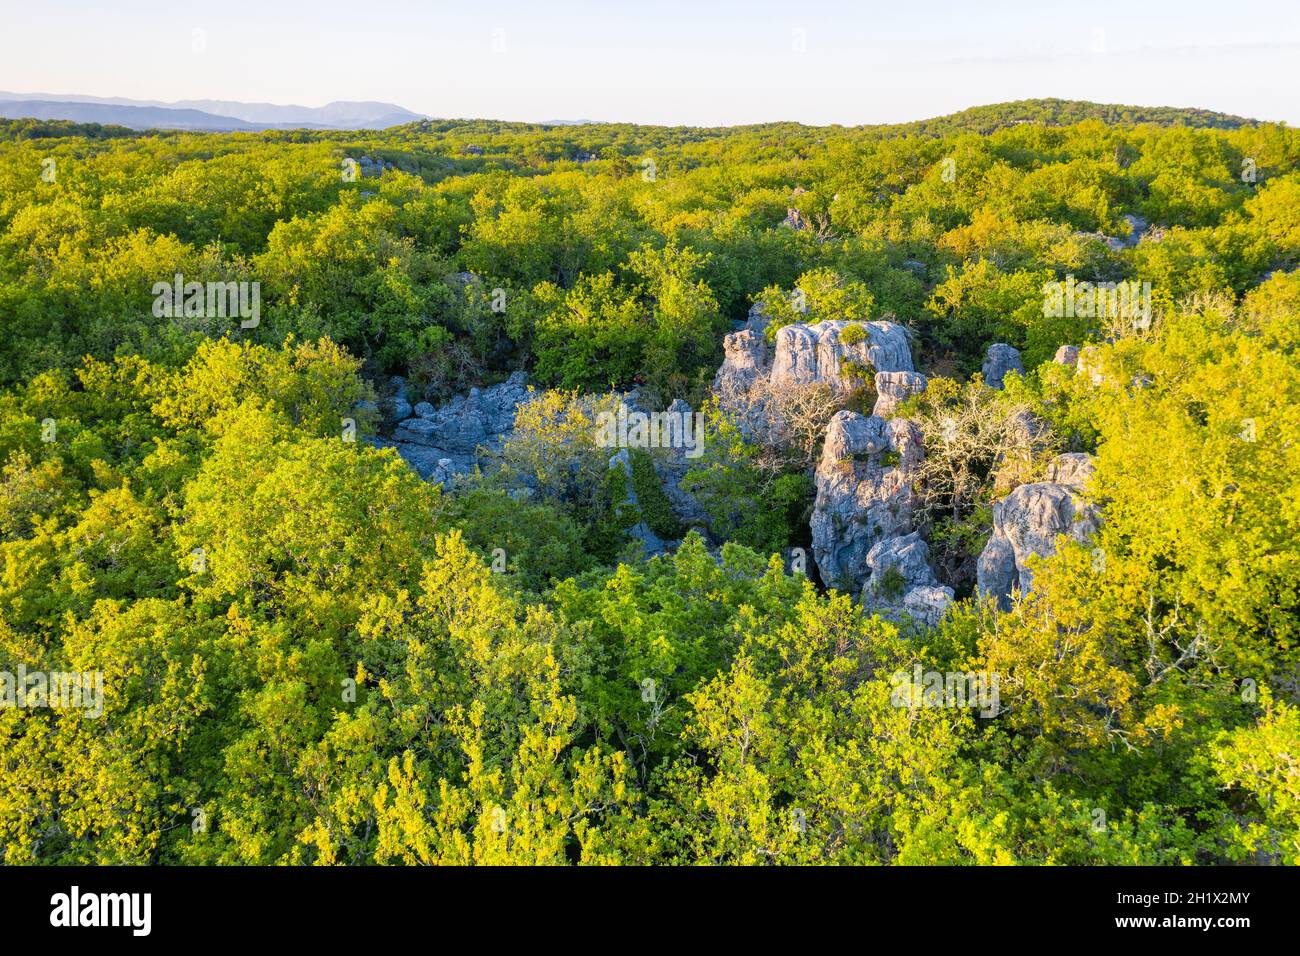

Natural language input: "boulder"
[1044,452,1096,488]
[713,329,769,395]
[398,372,530,455]
[714,319,914,407]
[770,320,914,391]
[902,585,957,629]
[742,302,770,334]
[864,531,935,592]
[1119,213,1148,248]
[872,370,928,418]
[976,453,1102,609]
[384,372,533,484]
[982,343,1024,390]
[811,410,923,592]
[859,532,954,629]
[1053,344,1081,369]
[393,417,439,443]
[367,438,466,485]
[770,324,821,388]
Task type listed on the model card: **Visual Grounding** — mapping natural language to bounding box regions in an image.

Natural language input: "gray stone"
[712,318,917,447]
[982,343,1024,390]
[811,410,923,591]
[383,373,534,485]
[713,329,769,395]
[399,372,531,455]
[872,371,928,418]
[770,320,914,391]
[1120,214,1148,248]
[901,585,956,628]
[1054,345,1081,369]
[743,302,770,334]
[975,533,1017,611]
[368,438,463,485]
[1044,452,1096,488]
[860,532,954,629]
[976,453,1102,609]
[608,449,672,557]
[865,532,936,593]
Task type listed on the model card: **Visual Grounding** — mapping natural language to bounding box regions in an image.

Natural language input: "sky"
[2,0,1298,126]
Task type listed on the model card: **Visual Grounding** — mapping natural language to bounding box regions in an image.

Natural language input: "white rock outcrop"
[976,452,1101,609]
[859,532,954,628]
[810,410,924,592]
[770,320,914,390]
[872,371,928,418]
[715,319,913,397]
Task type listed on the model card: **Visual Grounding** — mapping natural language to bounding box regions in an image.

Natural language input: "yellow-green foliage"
[1,106,1298,865]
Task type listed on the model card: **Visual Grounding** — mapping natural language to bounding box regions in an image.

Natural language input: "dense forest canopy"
[1,99,1297,864]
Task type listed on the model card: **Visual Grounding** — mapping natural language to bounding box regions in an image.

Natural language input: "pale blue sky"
[3,0,1298,125]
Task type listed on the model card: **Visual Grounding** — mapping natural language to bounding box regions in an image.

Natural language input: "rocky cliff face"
[810,411,952,626]
[718,318,949,626]
[976,452,1101,609]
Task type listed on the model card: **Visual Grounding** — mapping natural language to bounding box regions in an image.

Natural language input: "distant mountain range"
[0,93,1262,136]
[0,93,428,131]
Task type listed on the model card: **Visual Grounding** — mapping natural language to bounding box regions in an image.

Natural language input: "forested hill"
[377,99,1264,140]
[866,98,1261,137]
[0,98,1262,145]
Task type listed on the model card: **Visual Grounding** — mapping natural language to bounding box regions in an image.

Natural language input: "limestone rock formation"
[810,410,923,592]
[901,585,957,628]
[652,398,710,533]
[859,532,954,628]
[379,371,533,483]
[770,320,914,390]
[976,452,1101,609]
[715,319,914,394]
[713,318,915,447]
[390,397,413,421]
[608,448,672,557]
[1053,344,1081,369]
[738,302,770,334]
[872,371,928,418]
[982,343,1024,390]
[713,328,769,396]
